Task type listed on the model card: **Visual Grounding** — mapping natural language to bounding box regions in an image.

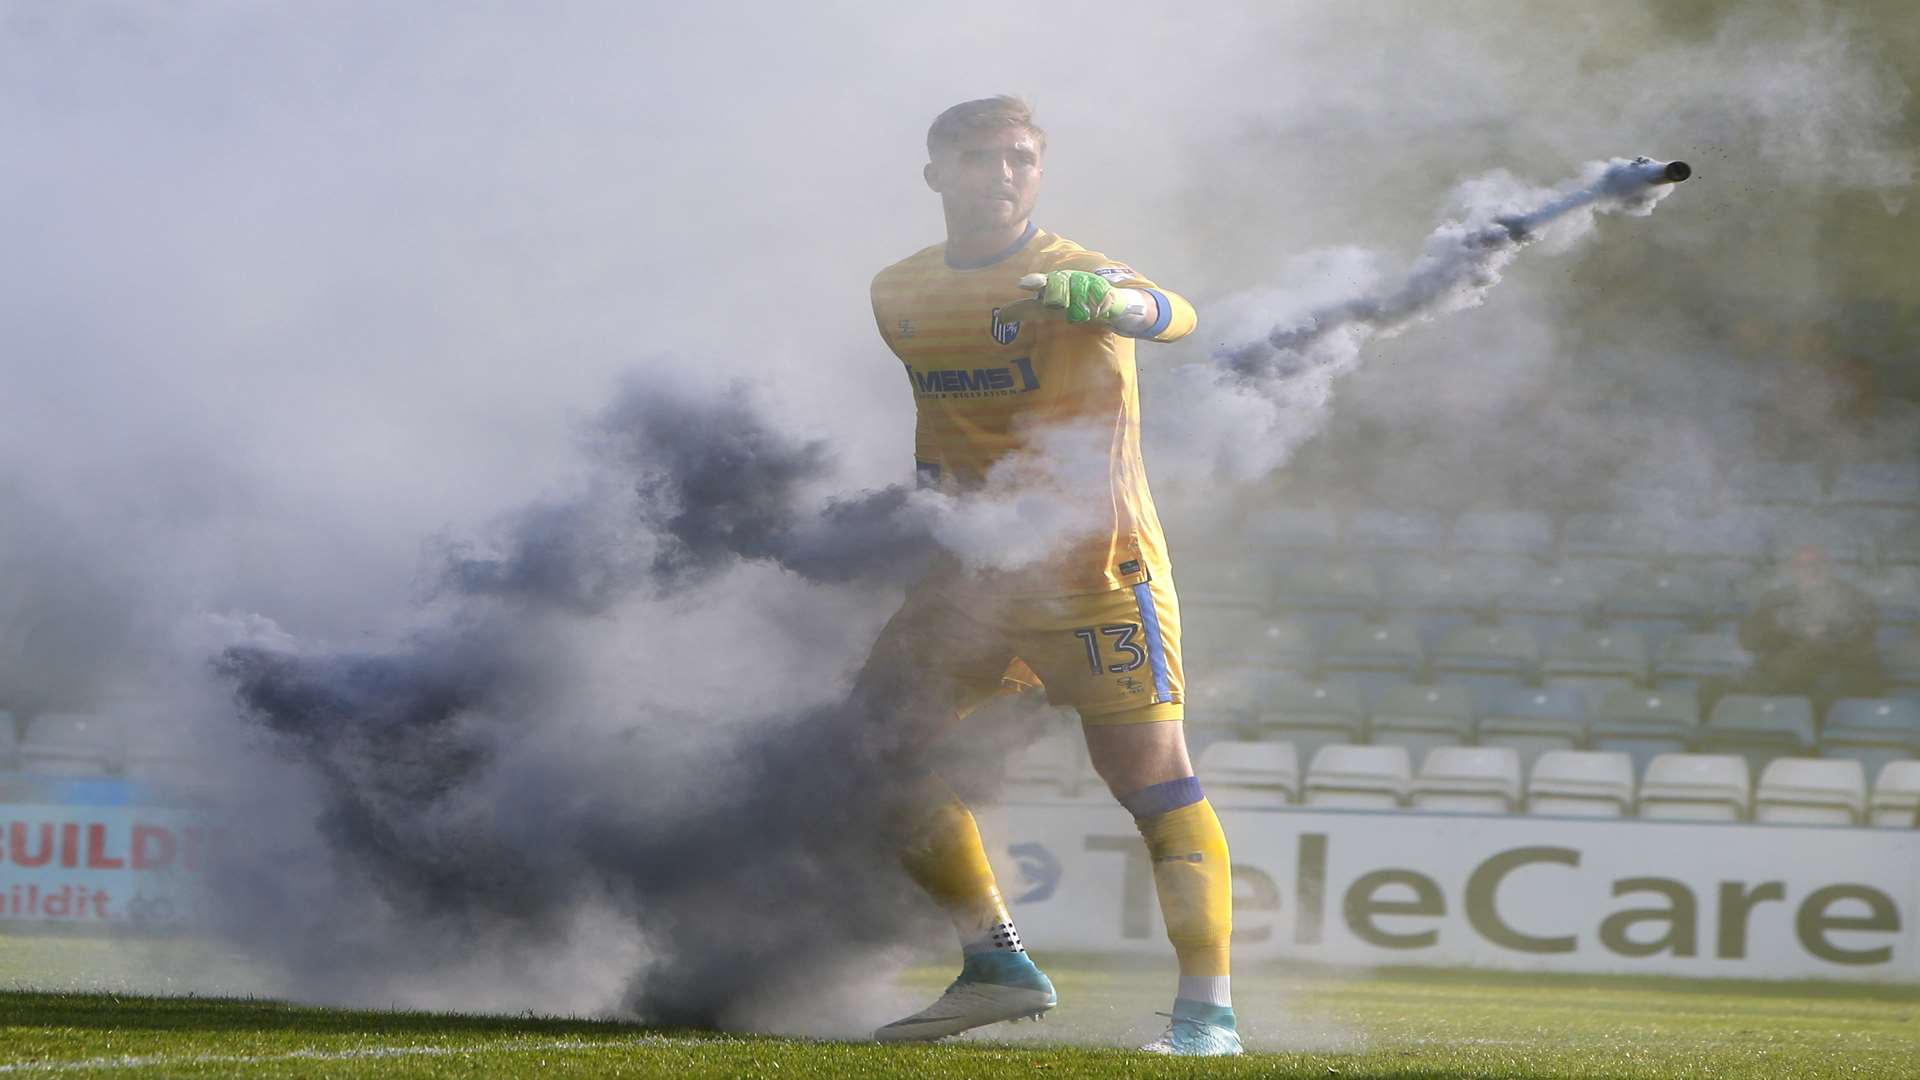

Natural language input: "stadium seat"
[1196,740,1299,807]
[1723,460,1822,508]
[1343,508,1450,557]
[1654,632,1750,697]
[1765,512,1870,568]
[1589,688,1701,774]
[0,716,15,772]
[1541,629,1649,699]
[1187,665,1297,727]
[1272,559,1380,638]
[1246,680,1366,762]
[1479,688,1587,770]
[1185,608,1317,677]
[1883,636,1920,700]
[1600,571,1715,653]
[1411,746,1521,814]
[1179,559,1280,610]
[1369,683,1475,758]
[1429,624,1538,711]
[1881,526,1920,569]
[1821,699,1920,778]
[1830,461,1920,510]
[1858,567,1920,645]
[1374,557,1489,643]
[1493,563,1613,642]
[1637,753,1751,822]
[1562,512,1670,566]
[1698,694,1817,773]
[1754,757,1867,826]
[1526,750,1634,818]
[1452,510,1555,560]
[1320,620,1425,704]
[1304,744,1411,810]
[1662,509,1773,588]
[1243,507,1341,554]
[18,714,123,777]
[1868,761,1920,827]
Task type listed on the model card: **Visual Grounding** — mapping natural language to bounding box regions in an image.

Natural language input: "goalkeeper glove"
[1000,270,1156,332]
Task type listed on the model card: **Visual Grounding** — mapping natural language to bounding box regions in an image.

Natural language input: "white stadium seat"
[1305,744,1410,810]
[1526,751,1635,818]
[1197,740,1299,807]
[1869,761,1920,828]
[1754,758,1867,826]
[1638,753,1750,822]
[1411,746,1521,814]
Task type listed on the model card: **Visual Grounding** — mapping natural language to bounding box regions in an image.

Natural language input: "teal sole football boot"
[874,951,1058,1043]
[1140,999,1243,1056]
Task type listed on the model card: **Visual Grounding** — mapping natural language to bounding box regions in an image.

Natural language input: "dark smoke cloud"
[442,379,932,614]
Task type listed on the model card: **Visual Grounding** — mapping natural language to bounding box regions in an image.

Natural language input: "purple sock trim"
[1119,776,1204,820]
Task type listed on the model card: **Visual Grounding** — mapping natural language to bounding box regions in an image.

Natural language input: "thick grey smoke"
[3,0,1914,1033]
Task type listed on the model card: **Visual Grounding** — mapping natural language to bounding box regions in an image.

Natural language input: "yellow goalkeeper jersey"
[870,223,1198,594]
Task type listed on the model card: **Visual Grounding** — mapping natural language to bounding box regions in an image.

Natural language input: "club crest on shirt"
[990,307,1021,345]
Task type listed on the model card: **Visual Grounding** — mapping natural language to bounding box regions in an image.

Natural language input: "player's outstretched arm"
[1001,270,1196,342]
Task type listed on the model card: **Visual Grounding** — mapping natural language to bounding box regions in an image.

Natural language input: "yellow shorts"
[862,578,1184,726]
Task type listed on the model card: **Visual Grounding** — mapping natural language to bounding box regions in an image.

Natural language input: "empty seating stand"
[1243,507,1342,555]
[1376,557,1488,643]
[1320,620,1424,704]
[1452,510,1555,561]
[1305,744,1411,809]
[1698,694,1816,773]
[1526,750,1635,818]
[1411,747,1522,814]
[18,714,122,777]
[1495,563,1610,641]
[1754,758,1867,826]
[1860,567,1920,644]
[1869,761,1920,827]
[1821,699,1920,777]
[1273,560,1380,638]
[1542,629,1649,699]
[1480,688,1587,770]
[1368,684,1475,758]
[1600,571,1714,653]
[1638,753,1751,822]
[1247,680,1366,762]
[1196,740,1299,807]
[1884,637,1920,700]
[1655,633,1750,697]
[1186,609,1316,677]
[1003,732,1091,799]
[1830,461,1920,510]
[1343,509,1450,558]
[1179,559,1280,611]
[1589,688,1700,773]
[1431,625,1538,712]
[1723,460,1822,508]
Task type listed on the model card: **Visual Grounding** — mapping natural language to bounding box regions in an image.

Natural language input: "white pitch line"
[0,1035,695,1074]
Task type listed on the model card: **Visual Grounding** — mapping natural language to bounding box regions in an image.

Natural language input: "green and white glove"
[1000,270,1155,331]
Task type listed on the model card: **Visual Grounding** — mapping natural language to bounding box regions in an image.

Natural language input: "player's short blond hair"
[926,96,1047,157]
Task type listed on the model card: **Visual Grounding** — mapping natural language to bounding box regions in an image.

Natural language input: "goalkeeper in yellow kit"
[864,97,1238,1056]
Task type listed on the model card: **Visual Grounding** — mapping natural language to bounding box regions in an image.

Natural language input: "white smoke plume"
[1157,158,1692,486]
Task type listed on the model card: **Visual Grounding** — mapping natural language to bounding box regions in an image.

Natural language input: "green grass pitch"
[3,939,1917,1077]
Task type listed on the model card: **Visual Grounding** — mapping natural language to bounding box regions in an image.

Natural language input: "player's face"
[925,126,1044,233]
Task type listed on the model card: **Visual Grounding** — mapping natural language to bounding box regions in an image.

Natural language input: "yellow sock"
[1136,798,1233,981]
[898,794,1020,954]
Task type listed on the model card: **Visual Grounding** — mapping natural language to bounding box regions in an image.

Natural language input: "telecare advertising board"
[984,800,1920,981]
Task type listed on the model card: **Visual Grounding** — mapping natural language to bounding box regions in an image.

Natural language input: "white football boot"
[1140,1000,1243,1056]
[874,951,1057,1043]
